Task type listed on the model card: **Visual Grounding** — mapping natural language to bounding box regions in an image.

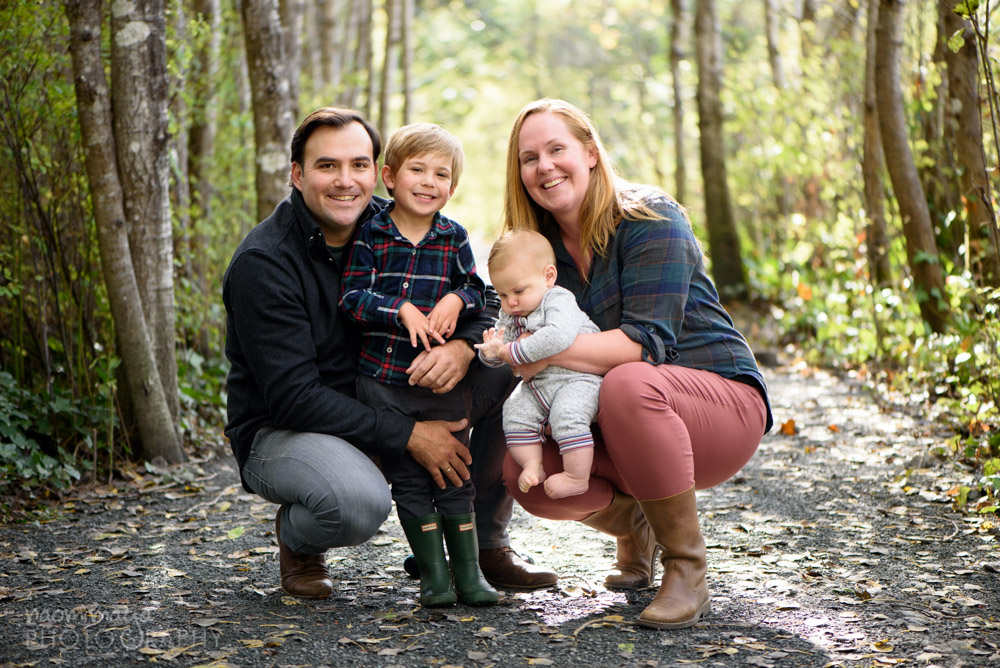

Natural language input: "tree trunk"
[240,0,295,222]
[329,0,348,94]
[401,0,413,124]
[304,0,323,93]
[279,0,303,118]
[168,0,192,285]
[876,0,949,332]
[919,6,958,259]
[64,0,184,464]
[320,0,338,92]
[670,0,687,205]
[823,0,861,43]
[863,0,892,288]
[695,0,747,300]
[942,0,998,284]
[353,0,374,115]
[188,0,220,228]
[110,0,180,425]
[799,0,817,59]
[379,0,400,140]
[764,0,785,89]
[188,0,221,357]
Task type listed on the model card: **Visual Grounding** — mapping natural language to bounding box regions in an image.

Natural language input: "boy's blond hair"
[488,230,555,277]
[383,123,464,189]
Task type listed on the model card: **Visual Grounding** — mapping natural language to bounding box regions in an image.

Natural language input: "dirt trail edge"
[2,365,999,668]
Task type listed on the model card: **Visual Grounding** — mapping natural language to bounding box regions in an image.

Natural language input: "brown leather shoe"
[276,506,334,599]
[479,546,557,590]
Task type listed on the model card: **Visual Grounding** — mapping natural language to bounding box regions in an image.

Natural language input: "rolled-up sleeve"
[617,203,701,365]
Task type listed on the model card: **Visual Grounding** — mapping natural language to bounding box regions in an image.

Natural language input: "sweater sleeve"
[227,249,414,459]
[507,288,590,365]
[617,200,701,364]
[339,224,408,326]
[445,227,487,312]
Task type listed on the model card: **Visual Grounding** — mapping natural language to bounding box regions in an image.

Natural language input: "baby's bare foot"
[517,463,546,493]
[543,472,589,499]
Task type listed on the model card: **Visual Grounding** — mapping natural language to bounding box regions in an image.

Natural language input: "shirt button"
[412,249,417,255]
[403,282,409,289]
[387,346,393,353]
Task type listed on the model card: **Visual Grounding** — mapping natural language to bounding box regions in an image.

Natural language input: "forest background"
[1,0,998,520]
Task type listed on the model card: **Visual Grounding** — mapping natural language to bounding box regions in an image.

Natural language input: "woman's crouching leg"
[502,440,617,521]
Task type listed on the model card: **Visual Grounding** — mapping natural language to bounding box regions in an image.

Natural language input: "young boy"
[339,123,498,608]
[475,230,602,500]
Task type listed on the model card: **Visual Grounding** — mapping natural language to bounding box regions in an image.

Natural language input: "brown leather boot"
[275,506,334,599]
[478,546,558,590]
[581,491,657,589]
[636,488,710,629]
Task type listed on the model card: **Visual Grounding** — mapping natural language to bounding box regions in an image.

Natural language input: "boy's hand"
[427,294,464,339]
[474,326,507,361]
[399,302,444,351]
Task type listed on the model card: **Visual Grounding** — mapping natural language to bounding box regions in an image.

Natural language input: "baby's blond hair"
[487,229,556,277]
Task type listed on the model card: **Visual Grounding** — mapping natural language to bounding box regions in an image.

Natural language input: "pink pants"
[503,362,767,520]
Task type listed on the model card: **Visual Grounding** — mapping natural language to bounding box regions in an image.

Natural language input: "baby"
[476,230,601,499]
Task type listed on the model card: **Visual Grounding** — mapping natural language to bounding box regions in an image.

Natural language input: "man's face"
[290,122,377,247]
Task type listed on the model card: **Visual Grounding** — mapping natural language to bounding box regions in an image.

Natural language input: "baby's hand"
[399,302,442,351]
[474,326,507,361]
[428,294,464,339]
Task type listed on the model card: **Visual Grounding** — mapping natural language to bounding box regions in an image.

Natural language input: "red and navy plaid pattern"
[340,204,486,385]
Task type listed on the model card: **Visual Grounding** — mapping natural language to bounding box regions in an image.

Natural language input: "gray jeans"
[242,362,516,554]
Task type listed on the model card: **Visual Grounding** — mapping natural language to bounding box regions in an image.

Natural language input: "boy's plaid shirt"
[340,205,486,385]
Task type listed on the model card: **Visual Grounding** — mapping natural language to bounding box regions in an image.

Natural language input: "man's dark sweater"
[223,188,493,491]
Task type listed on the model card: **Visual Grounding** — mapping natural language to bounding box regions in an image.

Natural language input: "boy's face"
[381,152,456,225]
[491,262,556,317]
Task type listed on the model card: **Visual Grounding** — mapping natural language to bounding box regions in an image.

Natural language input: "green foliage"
[0,370,110,513]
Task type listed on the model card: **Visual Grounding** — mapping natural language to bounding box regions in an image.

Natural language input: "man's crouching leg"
[243,428,392,598]
[466,365,558,590]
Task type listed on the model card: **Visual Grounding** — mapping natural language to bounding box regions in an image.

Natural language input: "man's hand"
[406,339,475,393]
[427,293,464,339]
[399,301,446,351]
[407,418,472,489]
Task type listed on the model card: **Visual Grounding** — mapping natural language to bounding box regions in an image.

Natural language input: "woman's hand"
[512,357,549,382]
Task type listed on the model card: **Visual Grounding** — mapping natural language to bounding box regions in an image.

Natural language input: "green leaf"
[954,0,980,19]
[227,526,245,540]
[948,29,967,54]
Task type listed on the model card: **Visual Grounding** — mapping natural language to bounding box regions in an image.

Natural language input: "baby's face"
[491,263,555,317]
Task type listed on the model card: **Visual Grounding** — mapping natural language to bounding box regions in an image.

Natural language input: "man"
[223,107,557,598]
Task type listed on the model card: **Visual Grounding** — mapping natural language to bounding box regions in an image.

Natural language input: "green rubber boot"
[442,514,500,606]
[400,513,456,607]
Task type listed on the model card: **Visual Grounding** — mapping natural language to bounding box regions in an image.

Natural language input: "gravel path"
[2,364,999,667]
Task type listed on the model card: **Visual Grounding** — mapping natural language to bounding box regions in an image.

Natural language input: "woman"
[500,99,773,629]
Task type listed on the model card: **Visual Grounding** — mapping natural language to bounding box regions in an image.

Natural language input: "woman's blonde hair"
[502,98,666,259]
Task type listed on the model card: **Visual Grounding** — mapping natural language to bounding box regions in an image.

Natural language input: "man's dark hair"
[290,107,382,166]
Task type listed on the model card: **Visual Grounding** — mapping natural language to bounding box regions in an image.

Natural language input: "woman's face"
[517,112,597,227]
